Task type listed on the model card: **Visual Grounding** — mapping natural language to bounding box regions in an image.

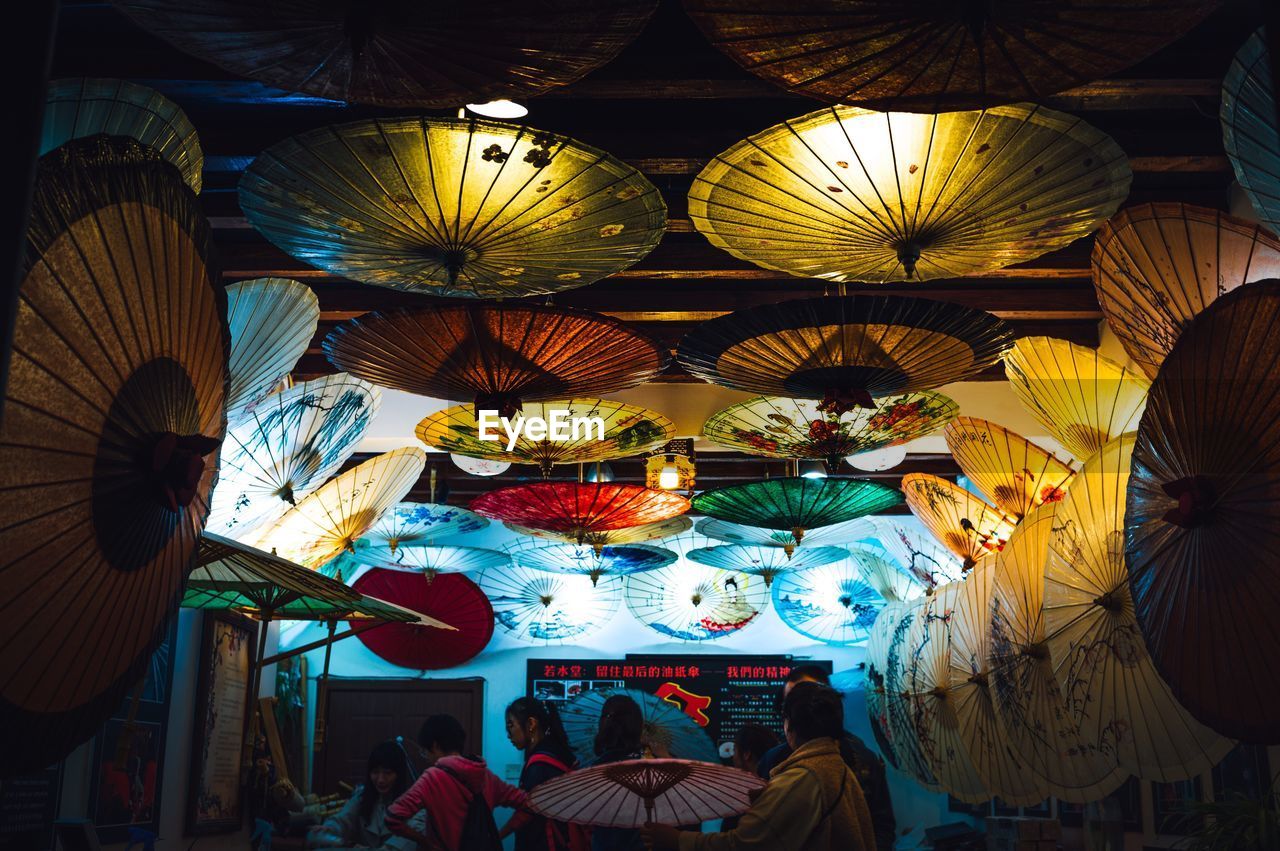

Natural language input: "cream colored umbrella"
[944,417,1075,520]
[1046,434,1234,781]
[362,502,489,552]
[250,447,425,570]
[866,602,909,771]
[694,516,876,557]
[1004,337,1150,461]
[225,277,319,414]
[882,598,942,791]
[989,502,1127,802]
[506,516,692,548]
[865,517,966,590]
[900,474,1016,571]
[688,103,1129,282]
[854,547,925,604]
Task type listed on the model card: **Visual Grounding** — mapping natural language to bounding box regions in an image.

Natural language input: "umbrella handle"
[644,797,655,825]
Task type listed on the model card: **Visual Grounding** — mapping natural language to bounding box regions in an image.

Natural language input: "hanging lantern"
[691,477,902,546]
[1222,28,1280,236]
[944,417,1075,520]
[899,474,1016,570]
[645,438,696,493]
[224,277,318,415]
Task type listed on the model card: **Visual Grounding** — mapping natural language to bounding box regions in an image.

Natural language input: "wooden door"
[316,678,484,794]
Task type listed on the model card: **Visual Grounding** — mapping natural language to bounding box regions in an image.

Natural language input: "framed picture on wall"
[186,611,258,835]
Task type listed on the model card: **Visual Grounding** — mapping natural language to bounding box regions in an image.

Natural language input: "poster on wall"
[187,611,258,835]
[87,617,178,844]
[0,764,64,851]
[527,655,831,756]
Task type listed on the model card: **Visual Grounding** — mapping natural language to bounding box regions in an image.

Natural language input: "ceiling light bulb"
[465,99,528,119]
[658,456,680,490]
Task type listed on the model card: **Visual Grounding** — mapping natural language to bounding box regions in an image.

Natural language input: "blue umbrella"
[559,687,720,765]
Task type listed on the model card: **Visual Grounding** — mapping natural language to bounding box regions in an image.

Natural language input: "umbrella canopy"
[694,516,875,556]
[944,417,1075,519]
[687,104,1129,282]
[241,117,664,298]
[691,477,902,545]
[683,1,1217,111]
[325,304,667,419]
[207,374,380,538]
[626,562,769,641]
[882,599,943,790]
[480,562,622,644]
[472,483,690,550]
[351,569,493,669]
[347,544,510,584]
[1222,28,1280,236]
[249,447,426,570]
[702,391,957,468]
[115,0,656,108]
[42,77,202,191]
[224,277,319,414]
[1126,279,1280,743]
[677,295,1012,413]
[989,503,1127,801]
[1046,435,1233,780]
[900,474,1016,570]
[686,543,848,587]
[507,516,692,548]
[1092,202,1280,378]
[772,556,885,645]
[452,454,511,477]
[865,517,966,590]
[559,688,720,764]
[417,398,673,477]
[529,758,763,827]
[1004,336,1150,461]
[854,547,926,604]
[361,502,489,552]
[508,542,677,584]
[865,602,908,770]
[0,137,226,775]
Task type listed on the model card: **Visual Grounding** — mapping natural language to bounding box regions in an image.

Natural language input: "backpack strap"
[526,752,572,773]
[434,762,478,800]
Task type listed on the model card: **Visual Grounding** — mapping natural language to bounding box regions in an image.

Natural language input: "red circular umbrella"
[350,569,493,670]
[471,483,690,550]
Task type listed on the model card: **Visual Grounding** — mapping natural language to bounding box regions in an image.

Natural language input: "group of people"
[307,666,896,851]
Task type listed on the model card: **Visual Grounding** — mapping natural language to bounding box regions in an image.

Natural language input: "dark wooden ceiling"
[49,0,1272,505]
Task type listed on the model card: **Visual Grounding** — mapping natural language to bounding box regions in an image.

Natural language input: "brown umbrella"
[0,137,227,775]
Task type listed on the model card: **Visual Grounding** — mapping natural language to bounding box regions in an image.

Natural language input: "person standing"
[586,695,647,851]
[720,725,778,832]
[501,697,580,850]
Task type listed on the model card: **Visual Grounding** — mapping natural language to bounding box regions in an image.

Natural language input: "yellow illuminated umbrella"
[417,398,674,478]
[1004,337,1150,461]
[900,474,1016,570]
[506,516,692,549]
[250,447,425,570]
[688,103,1129,282]
[989,502,1127,802]
[944,417,1075,520]
[854,547,924,603]
[1091,202,1280,378]
[225,277,319,414]
[241,117,665,298]
[1045,434,1233,780]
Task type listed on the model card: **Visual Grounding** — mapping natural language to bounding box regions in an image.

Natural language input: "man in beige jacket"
[641,683,876,851]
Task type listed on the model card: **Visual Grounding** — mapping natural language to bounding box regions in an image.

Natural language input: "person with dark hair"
[755,667,896,851]
[308,740,423,850]
[501,696,579,850]
[640,683,875,851]
[588,694,646,851]
[386,713,527,850]
[721,725,779,832]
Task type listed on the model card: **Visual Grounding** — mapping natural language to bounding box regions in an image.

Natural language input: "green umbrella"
[690,477,901,545]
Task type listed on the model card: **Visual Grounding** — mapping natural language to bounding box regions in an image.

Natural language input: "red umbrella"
[471,483,690,551]
[350,569,493,670]
[529,758,763,827]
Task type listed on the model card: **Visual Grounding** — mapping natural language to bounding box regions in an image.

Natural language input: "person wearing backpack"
[386,714,527,851]
[585,695,646,851]
[499,697,588,851]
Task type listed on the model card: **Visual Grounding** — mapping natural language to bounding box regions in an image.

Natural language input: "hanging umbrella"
[1222,28,1280,236]
[529,758,763,827]
[900,474,1016,570]
[1092,202,1280,379]
[853,546,926,603]
[507,516,692,548]
[452,454,511,477]
[350,569,493,669]
[479,562,622,644]
[1126,278,1280,743]
[944,417,1075,519]
[989,502,1127,801]
[772,556,885,645]
[348,544,510,584]
[471,483,690,551]
[42,77,202,191]
[225,277,319,414]
[325,304,667,419]
[115,0,657,108]
[559,688,720,764]
[702,392,957,469]
[508,542,676,585]
[0,136,226,775]
[865,517,966,589]
[686,105,1129,282]
[250,447,426,570]
[207,374,380,538]
[240,117,665,298]
[694,516,875,556]
[1004,336,1150,461]
[691,477,901,545]
[881,599,943,790]
[362,501,489,552]
[417,398,673,478]
[687,543,848,587]
[864,603,907,769]
[1045,435,1234,780]
[683,1,1217,112]
[946,557,1047,806]
[626,562,769,641]
[677,295,1012,413]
